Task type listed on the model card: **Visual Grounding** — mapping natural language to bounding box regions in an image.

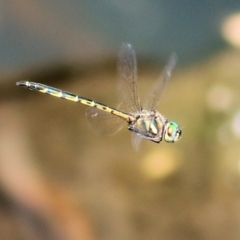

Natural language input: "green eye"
[164,122,182,143]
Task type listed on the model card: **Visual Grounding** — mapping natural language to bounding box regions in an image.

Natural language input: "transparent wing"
[143,53,178,111]
[86,108,125,135]
[131,133,143,151]
[118,43,141,113]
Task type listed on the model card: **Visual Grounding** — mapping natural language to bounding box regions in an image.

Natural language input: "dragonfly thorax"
[128,110,167,143]
[128,110,182,144]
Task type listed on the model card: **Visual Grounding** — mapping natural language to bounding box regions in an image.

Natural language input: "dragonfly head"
[164,122,182,143]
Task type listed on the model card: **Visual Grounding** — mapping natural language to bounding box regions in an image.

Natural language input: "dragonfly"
[16,43,182,150]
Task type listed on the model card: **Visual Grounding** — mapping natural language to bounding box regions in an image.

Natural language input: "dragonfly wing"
[118,43,141,113]
[143,53,178,111]
[131,132,143,151]
[86,107,124,136]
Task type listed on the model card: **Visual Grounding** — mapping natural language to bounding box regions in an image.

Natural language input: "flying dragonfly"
[16,43,182,150]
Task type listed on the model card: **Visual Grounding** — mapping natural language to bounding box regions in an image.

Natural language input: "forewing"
[118,43,141,113]
[143,53,177,111]
[86,108,124,136]
[131,133,143,151]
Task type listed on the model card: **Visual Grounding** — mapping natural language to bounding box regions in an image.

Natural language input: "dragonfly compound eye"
[164,122,182,143]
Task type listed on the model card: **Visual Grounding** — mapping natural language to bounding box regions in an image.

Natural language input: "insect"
[16,43,182,150]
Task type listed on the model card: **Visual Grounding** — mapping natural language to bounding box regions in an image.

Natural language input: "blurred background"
[1,1,240,239]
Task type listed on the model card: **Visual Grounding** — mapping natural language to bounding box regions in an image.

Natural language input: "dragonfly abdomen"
[17,81,132,122]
